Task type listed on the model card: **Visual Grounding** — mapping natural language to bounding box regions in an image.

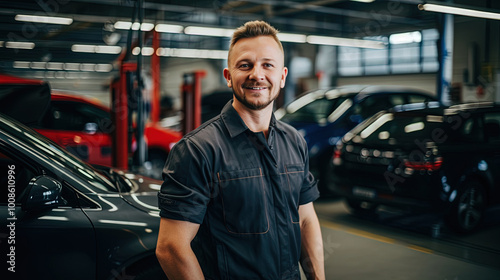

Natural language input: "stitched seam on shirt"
[218,174,263,182]
[285,165,301,225]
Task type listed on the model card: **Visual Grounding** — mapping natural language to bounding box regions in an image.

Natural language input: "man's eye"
[239,64,249,68]
[264,63,274,68]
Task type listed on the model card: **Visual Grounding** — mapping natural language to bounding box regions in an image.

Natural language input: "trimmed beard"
[231,84,279,111]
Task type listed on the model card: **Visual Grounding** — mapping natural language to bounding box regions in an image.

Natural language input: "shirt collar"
[220,100,286,138]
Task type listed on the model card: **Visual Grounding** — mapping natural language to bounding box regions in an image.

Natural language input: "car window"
[354,95,395,119]
[408,94,431,103]
[356,113,450,145]
[40,101,110,132]
[485,112,500,143]
[0,150,36,205]
[459,117,484,143]
[281,96,350,124]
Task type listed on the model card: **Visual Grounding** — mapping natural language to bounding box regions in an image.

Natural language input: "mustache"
[242,82,271,88]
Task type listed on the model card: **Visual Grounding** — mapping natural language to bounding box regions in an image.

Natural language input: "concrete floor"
[312,198,500,280]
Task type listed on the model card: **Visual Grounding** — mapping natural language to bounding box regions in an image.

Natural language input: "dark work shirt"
[158,101,319,280]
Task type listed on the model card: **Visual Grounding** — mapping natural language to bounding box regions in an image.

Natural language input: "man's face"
[224,36,288,111]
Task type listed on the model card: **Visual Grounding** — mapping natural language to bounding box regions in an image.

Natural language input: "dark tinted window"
[354,113,451,145]
[281,96,351,123]
[40,101,110,132]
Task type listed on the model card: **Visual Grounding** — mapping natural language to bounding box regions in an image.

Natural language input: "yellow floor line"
[319,218,434,255]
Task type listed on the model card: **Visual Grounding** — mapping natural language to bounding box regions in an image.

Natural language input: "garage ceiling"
[0,0,496,91]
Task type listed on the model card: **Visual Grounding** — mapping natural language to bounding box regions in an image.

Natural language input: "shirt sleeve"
[298,137,320,205]
[157,137,212,224]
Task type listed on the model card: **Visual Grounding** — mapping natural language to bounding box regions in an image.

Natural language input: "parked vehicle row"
[329,102,500,233]
[276,85,437,195]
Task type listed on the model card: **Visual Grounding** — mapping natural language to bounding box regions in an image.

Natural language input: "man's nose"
[249,66,265,81]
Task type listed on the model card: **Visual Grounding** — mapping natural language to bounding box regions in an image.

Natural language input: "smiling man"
[156,20,325,280]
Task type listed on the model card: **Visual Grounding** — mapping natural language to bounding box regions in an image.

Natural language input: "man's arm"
[299,202,325,280]
[156,217,204,279]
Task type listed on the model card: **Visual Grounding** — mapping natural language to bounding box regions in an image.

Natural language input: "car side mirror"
[22,175,64,211]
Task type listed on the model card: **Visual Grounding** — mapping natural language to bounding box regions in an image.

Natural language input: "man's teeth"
[248,87,265,89]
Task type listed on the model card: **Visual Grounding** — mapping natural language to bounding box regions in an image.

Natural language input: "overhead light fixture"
[155,24,184,33]
[132,47,155,56]
[5,41,35,49]
[157,48,228,59]
[15,14,73,25]
[418,3,500,20]
[277,33,307,43]
[114,21,154,31]
[351,0,375,3]
[389,31,422,45]
[184,26,234,37]
[306,35,385,49]
[71,44,122,54]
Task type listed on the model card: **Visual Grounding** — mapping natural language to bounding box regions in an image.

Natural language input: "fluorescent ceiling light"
[389,31,422,45]
[13,61,30,69]
[5,41,35,49]
[418,3,500,20]
[306,35,385,49]
[351,0,375,3]
[157,48,228,59]
[31,62,46,69]
[184,26,234,37]
[155,24,184,33]
[114,21,154,31]
[72,44,122,54]
[132,47,154,56]
[15,14,73,25]
[47,62,64,70]
[278,33,307,43]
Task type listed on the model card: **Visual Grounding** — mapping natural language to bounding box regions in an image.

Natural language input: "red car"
[35,92,182,179]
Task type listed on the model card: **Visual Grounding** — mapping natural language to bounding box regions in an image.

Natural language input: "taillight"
[333,143,343,166]
[404,157,443,171]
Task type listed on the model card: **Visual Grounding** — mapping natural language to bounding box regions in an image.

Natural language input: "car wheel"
[345,198,378,214]
[446,180,486,233]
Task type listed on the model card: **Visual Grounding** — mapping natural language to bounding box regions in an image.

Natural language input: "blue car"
[275,85,437,195]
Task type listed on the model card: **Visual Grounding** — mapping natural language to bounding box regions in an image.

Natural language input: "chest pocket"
[218,168,269,234]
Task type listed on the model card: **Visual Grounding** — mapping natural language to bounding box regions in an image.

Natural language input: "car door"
[36,100,112,166]
[0,149,96,280]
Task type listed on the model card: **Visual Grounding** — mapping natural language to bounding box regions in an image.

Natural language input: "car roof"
[297,85,434,100]
[51,91,110,112]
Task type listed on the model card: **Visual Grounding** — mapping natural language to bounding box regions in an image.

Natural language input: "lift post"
[111,62,137,170]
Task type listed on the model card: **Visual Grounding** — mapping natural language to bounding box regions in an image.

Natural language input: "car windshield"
[0,114,117,192]
[351,112,452,145]
[280,94,352,124]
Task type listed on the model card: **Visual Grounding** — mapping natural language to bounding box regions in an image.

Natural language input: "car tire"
[446,180,486,233]
[345,198,378,214]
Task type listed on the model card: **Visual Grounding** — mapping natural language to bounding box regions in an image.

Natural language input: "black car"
[275,85,437,195]
[0,112,166,280]
[331,102,500,233]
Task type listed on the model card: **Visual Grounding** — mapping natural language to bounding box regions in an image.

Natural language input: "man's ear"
[280,67,288,89]
[223,68,232,88]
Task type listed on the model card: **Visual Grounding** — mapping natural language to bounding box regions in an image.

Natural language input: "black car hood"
[118,170,163,214]
[0,74,51,126]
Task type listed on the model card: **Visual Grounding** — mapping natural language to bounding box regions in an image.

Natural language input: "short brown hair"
[228,20,283,59]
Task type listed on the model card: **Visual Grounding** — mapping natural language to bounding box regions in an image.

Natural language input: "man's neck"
[232,101,273,138]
